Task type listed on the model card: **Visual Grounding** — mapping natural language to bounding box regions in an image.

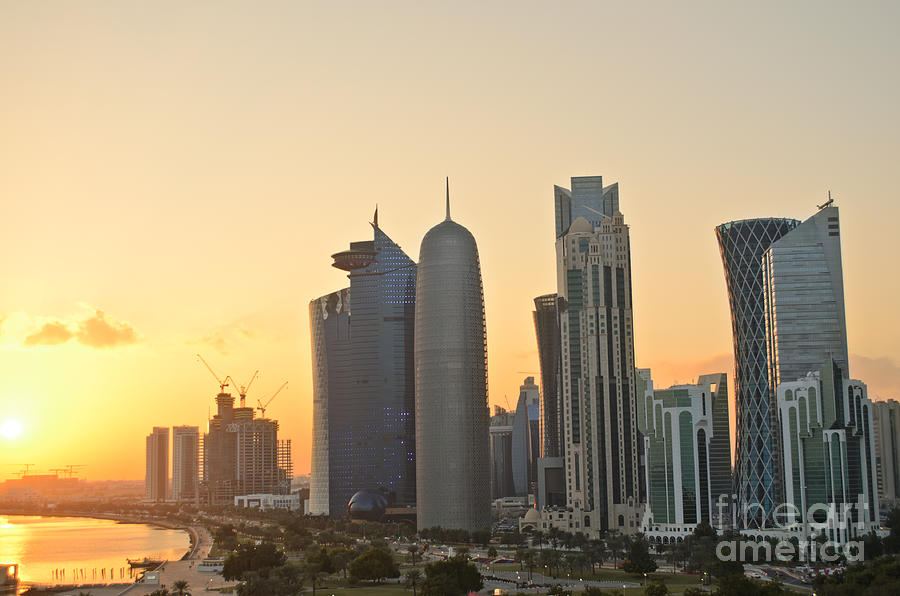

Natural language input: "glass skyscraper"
[415,192,490,532]
[716,217,798,526]
[308,218,417,516]
[533,293,562,459]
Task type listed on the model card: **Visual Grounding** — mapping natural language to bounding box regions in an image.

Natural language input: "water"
[0,515,189,585]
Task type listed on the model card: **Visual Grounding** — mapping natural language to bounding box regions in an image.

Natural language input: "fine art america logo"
[712,495,875,563]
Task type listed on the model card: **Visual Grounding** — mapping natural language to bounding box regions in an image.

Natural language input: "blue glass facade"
[715,218,798,527]
[308,223,416,516]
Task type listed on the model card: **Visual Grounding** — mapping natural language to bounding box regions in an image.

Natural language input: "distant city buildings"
[415,187,491,532]
[873,400,900,508]
[636,371,732,541]
[308,212,417,516]
[512,377,540,497]
[554,175,642,535]
[145,427,169,502]
[533,293,562,459]
[489,406,514,500]
[172,425,199,502]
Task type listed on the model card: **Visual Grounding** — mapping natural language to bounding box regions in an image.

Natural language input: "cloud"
[850,353,900,399]
[24,321,75,347]
[645,352,734,388]
[194,331,229,355]
[74,309,139,348]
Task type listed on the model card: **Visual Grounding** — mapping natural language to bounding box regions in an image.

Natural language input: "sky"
[1,1,898,481]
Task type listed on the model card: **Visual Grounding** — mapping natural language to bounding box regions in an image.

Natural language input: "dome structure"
[348,489,389,522]
[523,508,541,522]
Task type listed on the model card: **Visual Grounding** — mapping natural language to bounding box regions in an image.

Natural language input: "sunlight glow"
[0,419,23,439]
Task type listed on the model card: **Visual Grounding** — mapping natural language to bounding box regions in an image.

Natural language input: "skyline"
[2,2,899,481]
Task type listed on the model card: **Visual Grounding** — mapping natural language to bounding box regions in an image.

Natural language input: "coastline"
[0,510,201,589]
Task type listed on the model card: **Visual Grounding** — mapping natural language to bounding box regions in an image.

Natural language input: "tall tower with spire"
[415,180,491,531]
[308,211,417,515]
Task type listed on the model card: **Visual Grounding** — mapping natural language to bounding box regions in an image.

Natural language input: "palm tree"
[405,568,423,596]
[172,579,191,596]
[407,544,419,565]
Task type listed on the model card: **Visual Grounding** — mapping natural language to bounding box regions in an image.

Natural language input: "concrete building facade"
[873,400,900,507]
[776,361,879,543]
[554,175,642,535]
[636,371,732,541]
[172,425,199,502]
[145,427,169,502]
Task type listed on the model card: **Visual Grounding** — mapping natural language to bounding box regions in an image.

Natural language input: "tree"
[644,582,669,596]
[487,546,498,557]
[623,534,657,574]
[329,547,355,579]
[605,529,624,567]
[405,568,423,596]
[547,585,571,596]
[238,564,304,596]
[171,580,191,596]
[302,560,325,596]
[214,524,239,552]
[421,556,483,596]
[222,542,287,581]
[349,548,400,583]
[407,544,420,564]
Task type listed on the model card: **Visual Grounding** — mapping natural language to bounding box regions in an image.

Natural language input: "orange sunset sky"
[1,2,898,481]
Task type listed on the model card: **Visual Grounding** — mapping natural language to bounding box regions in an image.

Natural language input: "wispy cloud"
[23,321,74,347]
[850,353,900,399]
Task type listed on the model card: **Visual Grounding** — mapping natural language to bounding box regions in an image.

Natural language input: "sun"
[0,419,23,440]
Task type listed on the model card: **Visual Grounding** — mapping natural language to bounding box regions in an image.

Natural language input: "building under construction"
[201,389,292,505]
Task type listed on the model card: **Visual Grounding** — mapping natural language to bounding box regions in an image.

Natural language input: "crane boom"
[235,370,259,407]
[256,381,288,418]
[197,354,230,392]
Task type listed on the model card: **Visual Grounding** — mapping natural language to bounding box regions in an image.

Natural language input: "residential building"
[145,427,169,502]
[172,425,199,502]
[871,400,900,507]
[554,175,642,535]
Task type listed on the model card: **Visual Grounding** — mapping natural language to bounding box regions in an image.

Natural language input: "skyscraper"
[533,293,562,459]
[763,205,849,389]
[636,370,732,539]
[172,425,199,502]
[872,400,900,506]
[554,175,642,535]
[716,217,799,526]
[415,184,490,532]
[776,360,879,541]
[490,406,515,500]
[511,377,540,497]
[145,426,169,502]
[308,213,417,516]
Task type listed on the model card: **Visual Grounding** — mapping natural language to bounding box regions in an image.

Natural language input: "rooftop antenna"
[445,176,451,221]
[817,190,835,210]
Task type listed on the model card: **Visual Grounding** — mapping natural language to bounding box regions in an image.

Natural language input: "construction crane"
[63,464,84,478]
[256,381,288,418]
[17,464,35,478]
[233,369,259,408]
[196,354,232,393]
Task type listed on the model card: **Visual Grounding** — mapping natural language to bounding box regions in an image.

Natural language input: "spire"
[373,204,379,228]
[445,176,451,221]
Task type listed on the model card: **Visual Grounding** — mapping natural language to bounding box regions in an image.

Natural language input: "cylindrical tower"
[415,194,490,532]
[715,217,798,527]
